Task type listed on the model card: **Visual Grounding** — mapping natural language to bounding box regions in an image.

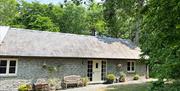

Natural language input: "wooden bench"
[34,78,49,91]
[61,75,83,89]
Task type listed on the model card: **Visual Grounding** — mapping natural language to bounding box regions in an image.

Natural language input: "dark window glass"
[88,65,92,68]
[127,62,135,71]
[132,62,134,66]
[132,66,134,71]
[90,78,92,81]
[0,60,7,66]
[10,61,16,66]
[127,62,130,67]
[0,60,7,74]
[87,61,93,81]
[9,61,16,74]
[127,66,130,71]
[101,61,107,80]
[127,62,130,71]
[9,67,15,73]
[0,67,6,74]
[96,63,98,68]
[88,69,92,72]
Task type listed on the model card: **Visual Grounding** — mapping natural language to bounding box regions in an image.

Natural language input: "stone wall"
[107,59,147,80]
[0,57,147,90]
[0,57,88,90]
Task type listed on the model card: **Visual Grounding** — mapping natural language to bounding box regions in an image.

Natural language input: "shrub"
[133,74,140,80]
[81,77,89,86]
[106,74,115,84]
[119,72,126,82]
[48,78,60,90]
[18,84,29,91]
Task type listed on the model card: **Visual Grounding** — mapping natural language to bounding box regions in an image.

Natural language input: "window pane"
[0,60,7,66]
[127,62,130,71]
[90,78,92,81]
[88,65,92,68]
[96,63,98,68]
[127,66,130,71]
[9,67,16,73]
[0,60,7,74]
[132,66,134,71]
[127,62,130,67]
[0,67,6,74]
[132,62,134,67]
[88,69,92,72]
[10,61,16,66]
[131,62,135,71]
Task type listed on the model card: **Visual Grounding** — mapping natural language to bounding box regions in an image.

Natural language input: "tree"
[12,1,59,32]
[60,3,88,34]
[86,0,106,35]
[27,15,59,32]
[140,0,180,90]
[103,0,144,44]
[0,0,17,25]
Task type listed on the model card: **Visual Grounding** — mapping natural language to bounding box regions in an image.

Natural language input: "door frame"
[87,60,107,82]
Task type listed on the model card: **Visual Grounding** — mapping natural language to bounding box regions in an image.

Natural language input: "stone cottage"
[0,26,148,89]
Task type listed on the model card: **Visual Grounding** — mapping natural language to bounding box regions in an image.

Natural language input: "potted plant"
[18,84,32,91]
[133,74,140,80]
[81,77,89,86]
[119,72,126,82]
[48,78,57,91]
[106,74,115,84]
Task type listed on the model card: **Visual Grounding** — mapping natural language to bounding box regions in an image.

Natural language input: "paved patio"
[58,78,157,91]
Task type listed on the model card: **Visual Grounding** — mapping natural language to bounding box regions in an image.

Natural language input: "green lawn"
[105,83,152,91]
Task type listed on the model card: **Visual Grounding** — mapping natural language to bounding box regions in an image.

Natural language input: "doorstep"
[88,81,105,85]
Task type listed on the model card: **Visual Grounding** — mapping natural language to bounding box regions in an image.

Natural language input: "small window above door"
[96,63,98,68]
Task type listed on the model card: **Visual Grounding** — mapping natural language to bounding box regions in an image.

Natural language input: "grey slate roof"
[0,26,141,59]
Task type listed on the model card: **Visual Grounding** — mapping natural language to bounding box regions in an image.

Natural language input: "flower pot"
[49,86,56,91]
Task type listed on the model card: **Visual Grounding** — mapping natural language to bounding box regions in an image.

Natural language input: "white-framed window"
[0,58,18,76]
[127,61,135,72]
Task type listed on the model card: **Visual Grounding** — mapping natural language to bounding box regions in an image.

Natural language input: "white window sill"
[127,71,135,73]
[0,74,17,77]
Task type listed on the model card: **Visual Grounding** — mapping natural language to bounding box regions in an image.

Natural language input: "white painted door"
[92,60,101,81]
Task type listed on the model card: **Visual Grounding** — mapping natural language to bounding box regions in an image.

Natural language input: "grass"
[105,83,152,91]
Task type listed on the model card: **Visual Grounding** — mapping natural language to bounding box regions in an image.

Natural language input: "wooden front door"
[92,60,101,81]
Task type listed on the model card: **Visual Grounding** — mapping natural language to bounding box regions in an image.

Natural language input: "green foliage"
[140,0,180,90]
[103,0,139,39]
[42,63,60,79]
[133,74,140,80]
[106,74,116,84]
[60,3,87,34]
[87,1,106,35]
[140,0,180,79]
[12,1,60,32]
[18,84,29,91]
[0,0,17,25]
[150,80,180,91]
[119,72,126,82]
[48,78,60,87]
[0,0,106,36]
[27,15,59,32]
[81,77,89,86]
